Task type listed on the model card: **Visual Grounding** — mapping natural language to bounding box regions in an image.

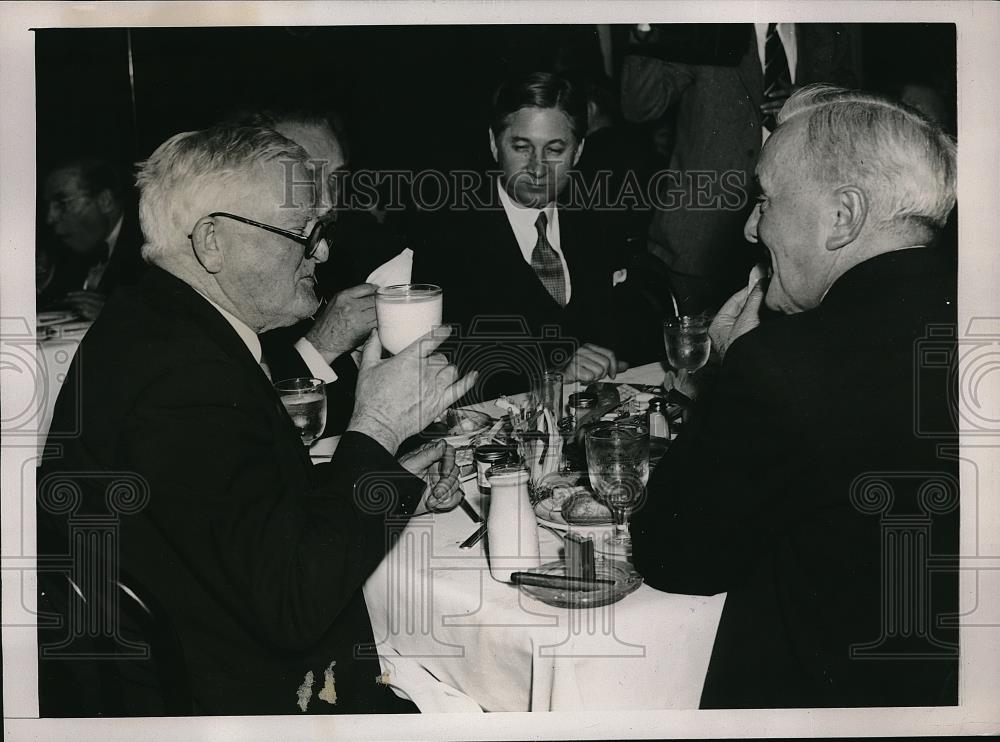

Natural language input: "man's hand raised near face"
[305,283,378,363]
[709,279,766,362]
[347,326,478,454]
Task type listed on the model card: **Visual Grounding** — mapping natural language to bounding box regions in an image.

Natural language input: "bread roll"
[562,491,612,522]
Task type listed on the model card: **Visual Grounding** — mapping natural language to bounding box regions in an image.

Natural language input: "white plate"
[425,409,494,447]
[534,497,568,528]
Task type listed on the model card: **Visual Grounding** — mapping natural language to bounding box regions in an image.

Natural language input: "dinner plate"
[517,558,642,609]
[37,310,77,327]
[533,497,568,527]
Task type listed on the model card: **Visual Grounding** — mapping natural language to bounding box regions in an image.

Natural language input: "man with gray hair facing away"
[39,124,475,715]
[633,85,959,708]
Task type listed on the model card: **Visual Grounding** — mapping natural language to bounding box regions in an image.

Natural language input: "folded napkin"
[366,248,413,288]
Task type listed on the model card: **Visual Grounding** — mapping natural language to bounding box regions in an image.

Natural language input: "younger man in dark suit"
[414,72,650,400]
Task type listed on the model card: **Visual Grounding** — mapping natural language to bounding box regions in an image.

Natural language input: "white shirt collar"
[193,289,263,364]
[105,214,124,258]
[496,179,561,257]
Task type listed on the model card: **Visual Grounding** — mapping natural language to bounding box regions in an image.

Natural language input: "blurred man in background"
[38,156,146,318]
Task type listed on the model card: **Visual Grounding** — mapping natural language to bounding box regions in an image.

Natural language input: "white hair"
[776,84,956,231]
[135,125,308,264]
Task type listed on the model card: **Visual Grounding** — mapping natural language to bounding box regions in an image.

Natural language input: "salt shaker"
[485,464,540,582]
[647,397,671,470]
[646,397,671,440]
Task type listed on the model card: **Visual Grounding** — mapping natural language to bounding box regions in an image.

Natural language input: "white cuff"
[294,337,339,383]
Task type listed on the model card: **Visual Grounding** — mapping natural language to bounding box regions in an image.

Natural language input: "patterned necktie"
[531,211,566,307]
[761,23,791,131]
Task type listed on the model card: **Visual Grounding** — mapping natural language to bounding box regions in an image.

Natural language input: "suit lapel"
[163,271,317,471]
[734,23,764,111]
[144,268,281,402]
[483,206,562,308]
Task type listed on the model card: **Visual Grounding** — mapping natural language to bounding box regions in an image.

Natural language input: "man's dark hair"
[490,71,588,142]
[50,156,123,199]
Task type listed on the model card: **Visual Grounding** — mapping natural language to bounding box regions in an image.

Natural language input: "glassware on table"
[275,377,327,446]
[585,421,650,553]
[375,284,443,354]
[663,314,711,373]
[529,370,564,422]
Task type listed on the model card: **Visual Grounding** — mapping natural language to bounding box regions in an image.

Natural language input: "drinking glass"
[275,377,327,446]
[585,422,650,550]
[375,284,443,354]
[663,315,711,373]
[529,370,564,422]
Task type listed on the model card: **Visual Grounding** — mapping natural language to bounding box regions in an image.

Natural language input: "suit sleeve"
[119,355,424,653]
[621,54,696,123]
[631,332,801,595]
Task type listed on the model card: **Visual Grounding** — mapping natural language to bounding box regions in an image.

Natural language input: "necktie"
[531,211,566,307]
[761,23,791,131]
[82,241,110,290]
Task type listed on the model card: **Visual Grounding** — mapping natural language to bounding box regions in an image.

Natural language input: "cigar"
[510,572,616,590]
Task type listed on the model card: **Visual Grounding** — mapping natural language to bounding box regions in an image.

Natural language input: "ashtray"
[515,558,642,609]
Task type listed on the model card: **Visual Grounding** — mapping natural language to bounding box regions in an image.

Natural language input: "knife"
[459,499,484,523]
[459,523,487,549]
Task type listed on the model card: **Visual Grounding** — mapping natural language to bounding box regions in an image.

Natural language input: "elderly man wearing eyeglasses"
[38,124,476,716]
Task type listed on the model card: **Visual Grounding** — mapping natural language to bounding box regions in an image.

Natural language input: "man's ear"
[826,185,867,251]
[94,188,116,214]
[488,128,499,162]
[189,216,224,274]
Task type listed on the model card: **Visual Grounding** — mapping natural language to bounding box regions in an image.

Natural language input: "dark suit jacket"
[39,266,423,715]
[622,24,858,283]
[412,194,652,401]
[632,247,959,708]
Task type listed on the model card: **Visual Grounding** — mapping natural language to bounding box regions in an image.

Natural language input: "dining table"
[360,362,727,712]
[33,319,726,711]
[33,317,92,459]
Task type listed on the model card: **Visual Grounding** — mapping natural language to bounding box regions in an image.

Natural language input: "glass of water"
[275,377,327,446]
[663,315,711,373]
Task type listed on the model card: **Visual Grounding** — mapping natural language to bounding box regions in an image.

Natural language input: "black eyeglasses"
[194,212,332,259]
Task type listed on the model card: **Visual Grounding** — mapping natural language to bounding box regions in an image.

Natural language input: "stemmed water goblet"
[585,421,650,555]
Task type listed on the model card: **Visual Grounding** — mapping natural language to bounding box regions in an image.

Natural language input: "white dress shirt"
[496,180,572,304]
[83,214,124,291]
[194,289,337,384]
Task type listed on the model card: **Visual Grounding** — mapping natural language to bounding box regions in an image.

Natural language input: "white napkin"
[366,248,413,288]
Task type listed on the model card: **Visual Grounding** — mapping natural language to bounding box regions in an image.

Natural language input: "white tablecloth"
[35,334,86,457]
[363,364,727,712]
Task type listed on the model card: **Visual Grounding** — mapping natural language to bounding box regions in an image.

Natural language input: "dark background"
[35,23,956,200]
